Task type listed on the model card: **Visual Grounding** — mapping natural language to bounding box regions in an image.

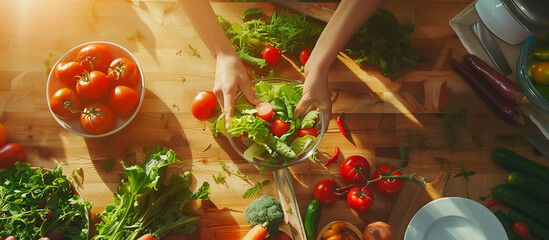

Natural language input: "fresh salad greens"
[0,162,91,240]
[93,146,210,240]
[212,80,321,166]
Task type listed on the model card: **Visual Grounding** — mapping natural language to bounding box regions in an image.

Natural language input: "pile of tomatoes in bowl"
[47,42,145,137]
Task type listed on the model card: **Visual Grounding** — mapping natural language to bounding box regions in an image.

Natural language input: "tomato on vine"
[347,186,374,212]
[77,43,113,73]
[108,57,140,87]
[300,47,312,65]
[373,164,404,196]
[80,103,116,134]
[55,62,84,88]
[340,155,370,184]
[76,71,111,102]
[313,179,341,205]
[50,88,84,119]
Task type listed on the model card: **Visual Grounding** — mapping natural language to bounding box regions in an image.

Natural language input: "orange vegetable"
[137,234,156,240]
[242,223,268,240]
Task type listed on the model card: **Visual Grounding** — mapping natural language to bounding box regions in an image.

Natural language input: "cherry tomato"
[76,71,111,102]
[372,164,404,196]
[0,123,7,147]
[191,91,219,121]
[300,47,312,65]
[76,43,113,73]
[533,61,549,85]
[137,234,156,240]
[108,57,140,87]
[255,102,274,121]
[297,127,318,137]
[0,143,26,169]
[109,85,140,117]
[340,155,370,184]
[262,46,282,64]
[45,209,53,220]
[49,88,84,119]
[80,103,116,134]
[5,236,17,240]
[512,221,529,237]
[270,117,290,137]
[54,61,84,88]
[38,238,50,240]
[347,186,374,212]
[48,229,63,240]
[313,179,340,205]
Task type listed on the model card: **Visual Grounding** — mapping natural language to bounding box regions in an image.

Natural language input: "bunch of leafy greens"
[212,81,320,167]
[0,162,90,240]
[345,9,429,81]
[218,8,427,81]
[93,147,210,240]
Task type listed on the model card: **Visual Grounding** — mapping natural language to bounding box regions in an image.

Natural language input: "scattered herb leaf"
[106,138,115,152]
[127,30,144,41]
[243,180,270,198]
[203,143,212,153]
[454,158,476,181]
[104,158,115,173]
[213,172,226,184]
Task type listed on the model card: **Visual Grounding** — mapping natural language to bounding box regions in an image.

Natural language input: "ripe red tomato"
[255,102,274,121]
[6,236,17,240]
[54,62,84,88]
[50,88,84,119]
[373,164,404,196]
[0,123,8,147]
[340,155,370,184]
[512,221,529,237]
[297,127,318,137]
[300,47,312,65]
[109,86,140,117]
[137,234,156,240]
[77,43,113,73]
[271,117,290,137]
[48,229,63,240]
[313,179,340,205]
[76,71,111,102]
[191,91,219,121]
[262,46,282,64]
[347,186,374,212]
[108,57,140,87]
[80,103,116,134]
[0,143,26,168]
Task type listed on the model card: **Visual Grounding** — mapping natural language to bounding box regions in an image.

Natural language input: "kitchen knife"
[522,131,549,159]
[470,21,513,76]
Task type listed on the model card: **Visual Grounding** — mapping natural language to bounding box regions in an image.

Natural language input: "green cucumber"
[494,185,549,227]
[492,148,549,182]
[304,199,321,240]
[493,210,520,240]
[508,171,549,202]
[509,209,549,240]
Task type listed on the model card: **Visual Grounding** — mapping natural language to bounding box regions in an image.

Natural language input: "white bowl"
[475,0,531,45]
[46,41,145,138]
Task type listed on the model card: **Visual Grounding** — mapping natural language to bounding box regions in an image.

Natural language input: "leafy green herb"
[268,10,323,55]
[345,9,429,81]
[0,162,90,239]
[212,172,226,184]
[104,158,115,173]
[173,104,180,111]
[243,180,270,198]
[242,8,263,21]
[286,207,293,214]
[93,147,210,239]
[454,158,476,181]
[181,76,186,83]
[203,143,212,153]
[220,160,249,181]
[218,15,268,68]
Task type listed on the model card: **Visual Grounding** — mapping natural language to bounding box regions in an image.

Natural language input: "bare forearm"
[308,0,384,71]
[179,0,236,58]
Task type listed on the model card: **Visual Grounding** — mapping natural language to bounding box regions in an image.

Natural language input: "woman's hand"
[294,65,332,126]
[214,53,259,125]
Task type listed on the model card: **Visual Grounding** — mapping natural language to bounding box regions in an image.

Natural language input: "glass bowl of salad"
[517,35,549,114]
[224,77,326,169]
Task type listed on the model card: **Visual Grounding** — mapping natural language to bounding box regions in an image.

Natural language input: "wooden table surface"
[1,0,548,239]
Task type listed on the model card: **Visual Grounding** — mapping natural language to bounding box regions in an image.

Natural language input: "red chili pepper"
[485,198,500,208]
[324,146,340,167]
[337,112,347,138]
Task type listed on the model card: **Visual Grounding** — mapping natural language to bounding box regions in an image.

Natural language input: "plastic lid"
[501,0,549,35]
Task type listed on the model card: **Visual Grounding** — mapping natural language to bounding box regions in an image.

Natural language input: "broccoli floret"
[244,195,285,234]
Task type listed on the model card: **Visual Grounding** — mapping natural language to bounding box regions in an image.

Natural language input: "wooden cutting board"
[387,171,450,239]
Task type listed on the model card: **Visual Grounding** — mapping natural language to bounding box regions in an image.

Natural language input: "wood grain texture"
[1,0,548,239]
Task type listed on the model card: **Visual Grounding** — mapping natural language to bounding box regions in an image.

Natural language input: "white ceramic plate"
[404,197,508,240]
